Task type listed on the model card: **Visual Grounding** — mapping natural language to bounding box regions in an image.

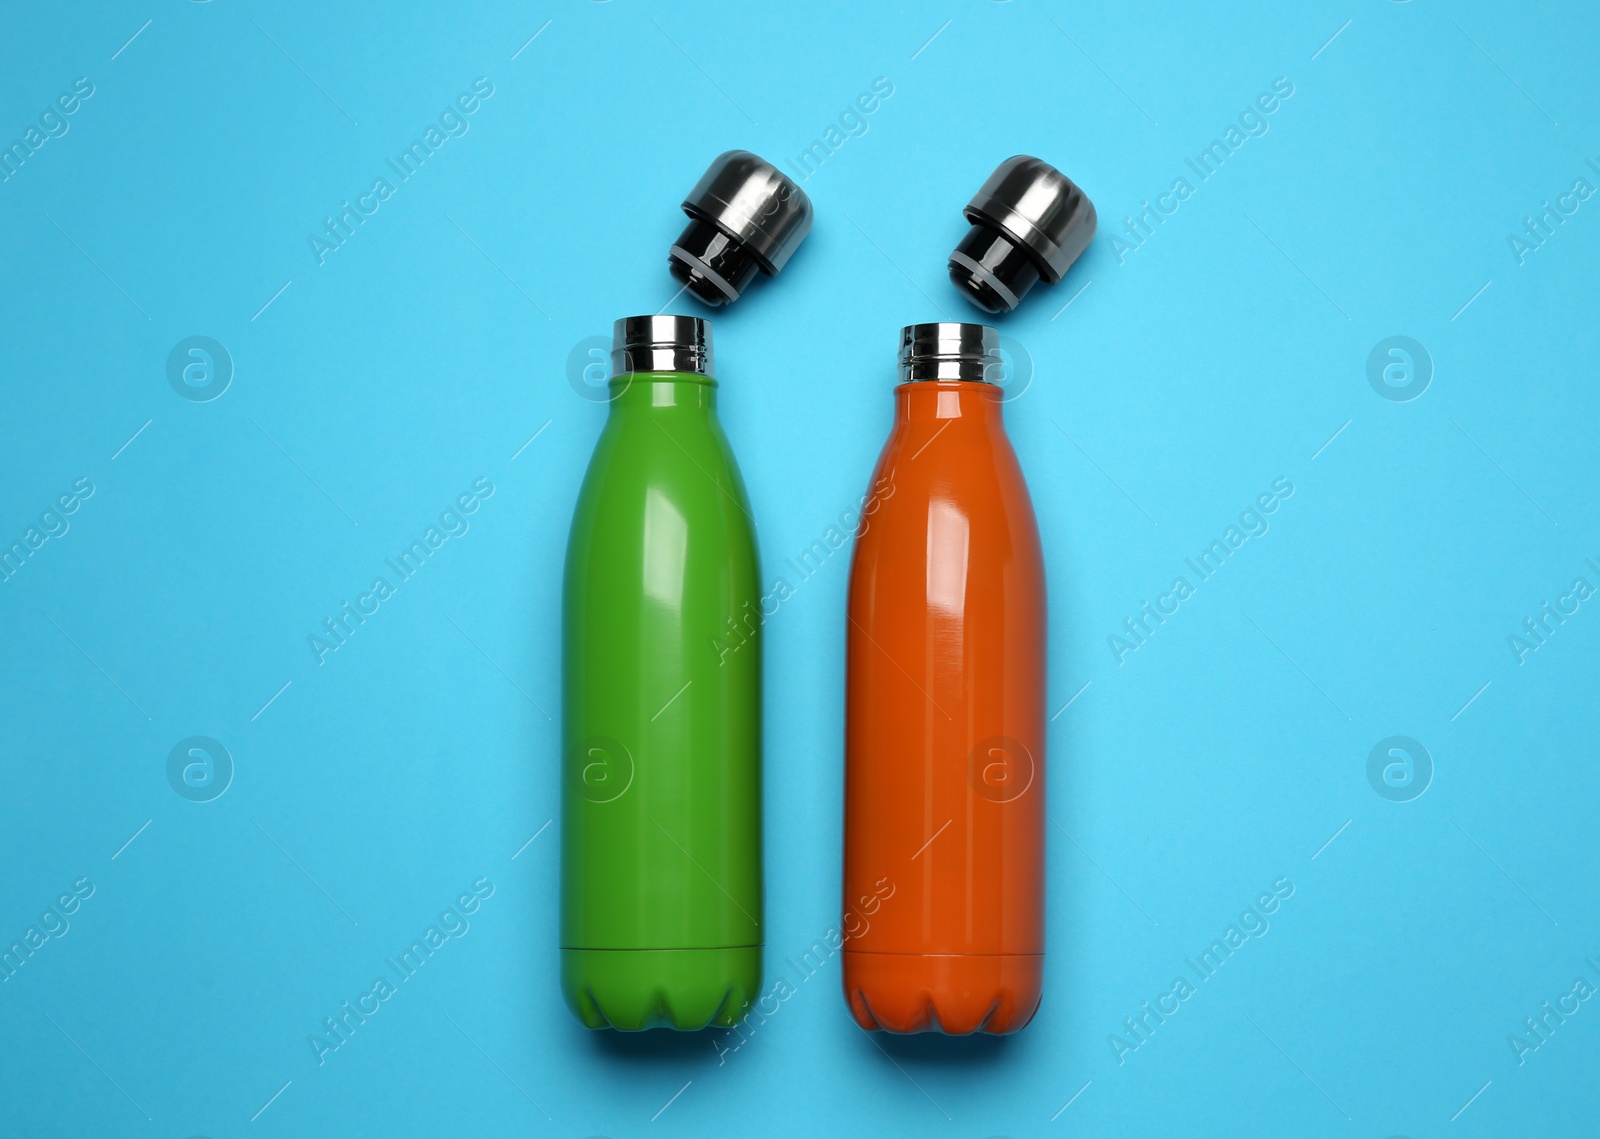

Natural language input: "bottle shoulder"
[852,417,1043,580]
[590,408,748,495]
[566,409,758,573]
[872,416,1035,514]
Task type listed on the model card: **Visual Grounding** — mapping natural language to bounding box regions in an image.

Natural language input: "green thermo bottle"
[560,315,762,1030]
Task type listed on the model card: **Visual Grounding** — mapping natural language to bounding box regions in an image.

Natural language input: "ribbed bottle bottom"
[562,946,761,1031]
[842,950,1043,1035]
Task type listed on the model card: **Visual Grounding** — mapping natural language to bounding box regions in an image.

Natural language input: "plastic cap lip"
[611,314,713,377]
[898,322,1001,383]
[949,225,1044,315]
[681,150,814,274]
[668,216,763,308]
[963,155,1097,283]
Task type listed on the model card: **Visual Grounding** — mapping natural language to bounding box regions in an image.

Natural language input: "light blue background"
[3,1,1597,1136]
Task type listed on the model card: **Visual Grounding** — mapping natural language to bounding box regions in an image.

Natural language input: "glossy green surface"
[560,372,762,1030]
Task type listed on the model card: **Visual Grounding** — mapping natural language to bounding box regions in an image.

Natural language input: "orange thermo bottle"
[841,323,1047,1035]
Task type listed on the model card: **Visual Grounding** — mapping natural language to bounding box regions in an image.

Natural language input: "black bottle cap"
[670,151,814,307]
[948,156,1096,314]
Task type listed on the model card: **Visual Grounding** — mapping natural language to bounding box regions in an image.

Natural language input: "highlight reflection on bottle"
[841,322,1046,1035]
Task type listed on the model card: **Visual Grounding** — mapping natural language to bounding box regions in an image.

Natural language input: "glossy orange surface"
[842,380,1046,1035]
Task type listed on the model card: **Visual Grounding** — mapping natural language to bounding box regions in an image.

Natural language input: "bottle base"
[842,950,1042,1035]
[562,947,761,1031]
